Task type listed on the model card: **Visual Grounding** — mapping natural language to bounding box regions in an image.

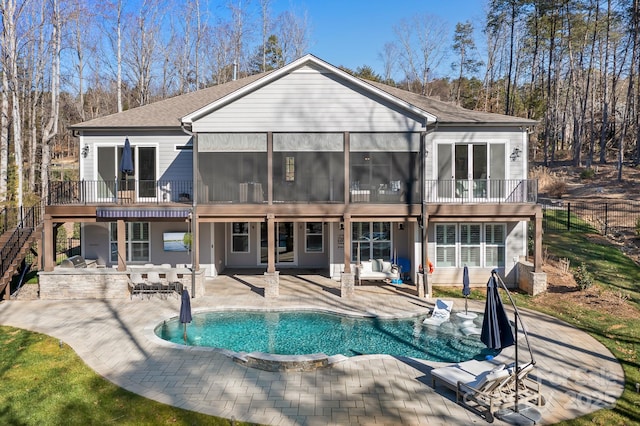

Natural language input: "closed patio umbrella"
[180,288,192,342]
[483,270,540,425]
[462,265,470,314]
[120,137,134,190]
[480,274,514,350]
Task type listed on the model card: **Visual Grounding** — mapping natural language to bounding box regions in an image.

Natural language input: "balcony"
[48,180,193,205]
[425,179,538,204]
[47,179,538,206]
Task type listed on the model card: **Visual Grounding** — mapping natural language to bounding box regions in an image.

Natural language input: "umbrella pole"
[492,270,541,425]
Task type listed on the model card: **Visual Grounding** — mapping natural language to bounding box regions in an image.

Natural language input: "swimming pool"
[156,310,496,362]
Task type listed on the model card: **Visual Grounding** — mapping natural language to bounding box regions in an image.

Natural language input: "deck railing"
[48,180,193,205]
[48,179,538,205]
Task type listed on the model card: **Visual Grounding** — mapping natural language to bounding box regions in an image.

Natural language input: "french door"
[96,145,157,200]
[260,222,296,264]
[437,143,505,200]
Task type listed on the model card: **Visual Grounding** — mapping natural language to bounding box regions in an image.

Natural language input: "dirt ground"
[533,163,640,318]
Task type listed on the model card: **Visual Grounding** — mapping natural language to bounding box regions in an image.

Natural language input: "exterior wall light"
[82,144,90,158]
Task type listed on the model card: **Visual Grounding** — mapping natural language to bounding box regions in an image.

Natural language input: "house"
[40,54,545,298]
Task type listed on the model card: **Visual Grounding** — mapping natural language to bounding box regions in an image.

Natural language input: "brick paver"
[0,271,625,425]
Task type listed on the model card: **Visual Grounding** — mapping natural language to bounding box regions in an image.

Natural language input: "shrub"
[547,180,567,199]
[636,217,640,237]
[573,262,594,290]
[580,168,596,180]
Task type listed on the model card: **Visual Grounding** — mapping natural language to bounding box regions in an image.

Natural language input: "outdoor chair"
[128,273,147,300]
[422,299,453,326]
[432,361,512,423]
[146,271,163,297]
[166,269,183,298]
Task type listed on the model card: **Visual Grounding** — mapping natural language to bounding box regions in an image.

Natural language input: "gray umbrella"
[179,289,192,342]
[462,265,470,314]
[480,274,514,350]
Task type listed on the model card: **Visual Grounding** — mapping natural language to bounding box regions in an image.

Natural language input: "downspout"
[181,122,197,297]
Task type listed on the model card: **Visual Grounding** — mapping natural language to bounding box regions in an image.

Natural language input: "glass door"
[260,222,296,264]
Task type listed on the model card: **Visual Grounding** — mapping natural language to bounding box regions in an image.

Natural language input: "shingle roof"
[366,81,537,125]
[70,58,536,130]
[69,72,269,130]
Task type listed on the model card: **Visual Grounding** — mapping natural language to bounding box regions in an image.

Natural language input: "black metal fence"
[56,237,81,263]
[542,200,640,235]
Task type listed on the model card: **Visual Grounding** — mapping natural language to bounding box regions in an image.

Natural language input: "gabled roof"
[70,54,536,131]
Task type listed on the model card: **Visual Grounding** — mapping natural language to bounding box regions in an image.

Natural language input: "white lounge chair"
[423,299,453,325]
[431,360,545,423]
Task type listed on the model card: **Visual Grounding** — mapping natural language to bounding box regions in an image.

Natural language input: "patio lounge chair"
[432,361,512,423]
[423,299,453,325]
[432,360,545,423]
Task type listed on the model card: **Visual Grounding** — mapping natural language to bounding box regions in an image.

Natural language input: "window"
[285,156,295,181]
[435,224,456,267]
[485,224,506,267]
[109,222,150,262]
[460,224,481,267]
[231,222,249,253]
[352,222,391,261]
[434,223,507,268]
[305,222,323,252]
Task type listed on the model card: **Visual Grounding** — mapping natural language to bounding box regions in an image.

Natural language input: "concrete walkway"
[0,272,625,425]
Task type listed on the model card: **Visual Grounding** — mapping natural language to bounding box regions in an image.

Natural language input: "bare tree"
[1,0,25,206]
[378,42,398,84]
[393,14,449,95]
[40,0,62,203]
[122,0,161,106]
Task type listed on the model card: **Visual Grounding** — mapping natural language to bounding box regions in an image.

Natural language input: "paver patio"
[0,271,625,425]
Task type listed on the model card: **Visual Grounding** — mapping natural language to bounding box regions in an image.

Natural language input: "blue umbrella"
[180,289,192,342]
[120,137,134,190]
[462,265,470,314]
[480,275,515,350]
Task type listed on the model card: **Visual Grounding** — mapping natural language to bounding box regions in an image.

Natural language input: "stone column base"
[417,273,432,298]
[264,271,280,298]
[340,273,355,298]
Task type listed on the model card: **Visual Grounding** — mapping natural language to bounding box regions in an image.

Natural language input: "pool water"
[155,310,497,363]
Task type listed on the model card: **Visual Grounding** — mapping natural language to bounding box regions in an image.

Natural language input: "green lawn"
[0,327,252,425]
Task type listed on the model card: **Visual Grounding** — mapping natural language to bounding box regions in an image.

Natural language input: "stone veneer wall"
[517,260,548,296]
[38,268,206,299]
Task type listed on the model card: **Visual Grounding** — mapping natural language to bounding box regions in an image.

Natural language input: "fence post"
[567,202,571,231]
[604,203,608,235]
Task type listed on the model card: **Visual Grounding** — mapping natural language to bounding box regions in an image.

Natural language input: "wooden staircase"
[0,206,42,300]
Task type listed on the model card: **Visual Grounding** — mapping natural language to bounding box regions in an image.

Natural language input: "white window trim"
[304,222,324,253]
[231,222,250,253]
[434,223,506,268]
[109,222,150,263]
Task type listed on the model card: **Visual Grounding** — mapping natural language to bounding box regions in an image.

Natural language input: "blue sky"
[275,0,488,78]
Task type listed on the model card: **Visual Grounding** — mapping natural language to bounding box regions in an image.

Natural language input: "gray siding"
[78,130,192,182]
[192,68,426,132]
[426,127,528,181]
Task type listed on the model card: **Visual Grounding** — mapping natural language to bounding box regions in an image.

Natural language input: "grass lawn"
[0,327,253,425]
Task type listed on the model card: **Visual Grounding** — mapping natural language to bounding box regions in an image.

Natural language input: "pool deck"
[0,271,625,425]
